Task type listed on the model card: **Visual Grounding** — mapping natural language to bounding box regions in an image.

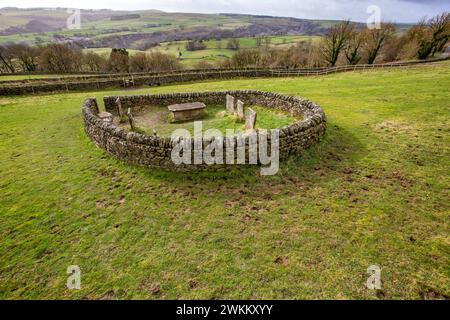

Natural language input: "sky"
[1,0,449,23]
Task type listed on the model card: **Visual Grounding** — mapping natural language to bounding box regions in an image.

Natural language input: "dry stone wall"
[83,90,326,172]
[3,57,448,96]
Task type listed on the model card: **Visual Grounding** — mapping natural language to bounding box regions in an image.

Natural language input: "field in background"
[0,8,331,47]
[82,35,321,68]
[0,9,246,43]
[0,62,449,299]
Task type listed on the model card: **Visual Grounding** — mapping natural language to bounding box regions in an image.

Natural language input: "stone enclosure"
[82,90,327,172]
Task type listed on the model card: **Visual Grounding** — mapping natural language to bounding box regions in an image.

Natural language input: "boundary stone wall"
[82,90,326,172]
[3,57,448,96]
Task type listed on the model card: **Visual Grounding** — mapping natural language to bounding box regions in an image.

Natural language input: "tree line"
[0,13,448,74]
[0,45,183,74]
[223,13,449,69]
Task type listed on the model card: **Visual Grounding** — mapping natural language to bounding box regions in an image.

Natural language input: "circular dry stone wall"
[82,90,326,172]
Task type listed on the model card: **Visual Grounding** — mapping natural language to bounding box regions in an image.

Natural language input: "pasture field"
[149,35,320,67]
[82,35,320,68]
[0,62,449,299]
[0,10,251,44]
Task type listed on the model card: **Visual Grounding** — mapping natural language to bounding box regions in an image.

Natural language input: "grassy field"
[0,62,449,299]
[0,9,321,45]
[0,10,251,44]
[82,35,321,68]
[153,35,321,67]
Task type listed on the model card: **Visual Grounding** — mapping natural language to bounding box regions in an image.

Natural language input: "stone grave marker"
[116,97,126,123]
[245,108,257,130]
[226,94,235,114]
[236,99,245,121]
[126,108,136,131]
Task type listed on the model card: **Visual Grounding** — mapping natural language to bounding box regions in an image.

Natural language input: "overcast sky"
[1,0,449,23]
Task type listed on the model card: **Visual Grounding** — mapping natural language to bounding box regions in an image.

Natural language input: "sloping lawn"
[0,62,449,299]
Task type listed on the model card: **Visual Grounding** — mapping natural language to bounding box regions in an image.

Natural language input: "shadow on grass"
[129,122,367,192]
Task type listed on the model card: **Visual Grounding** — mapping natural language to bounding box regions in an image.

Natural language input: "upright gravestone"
[226,94,235,114]
[236,100,245,121]
[116,97,126,123]
[245,108,257,131]
[126,108,136,131]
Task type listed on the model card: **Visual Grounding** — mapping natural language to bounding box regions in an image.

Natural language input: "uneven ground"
[0,62,449,299]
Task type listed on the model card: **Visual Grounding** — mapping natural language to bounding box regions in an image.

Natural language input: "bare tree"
[362,23,396,64]
[0,45,16,73]
[193,60,215,70]
[229,48,261,68]
[82,52,106,72]
[9,44,41,72]
[129,52,182,72]
[107,48,129,73]
[129,52,149,72]
[185,40,206,51]
[322,21,353,66]
[345,29,363,65]
[38,44,81,73]
[226,39,241,51]
[414,13,450,59]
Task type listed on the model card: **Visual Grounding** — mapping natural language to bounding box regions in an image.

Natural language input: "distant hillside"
[0,7,332,49]
[0,7,412,49]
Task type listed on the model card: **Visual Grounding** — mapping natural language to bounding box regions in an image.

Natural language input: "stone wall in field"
[0,70,274,96]
[3,57,449,96]
[82,90,326,172]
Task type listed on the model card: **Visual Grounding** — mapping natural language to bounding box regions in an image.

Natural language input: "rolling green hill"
[0,7,331,48]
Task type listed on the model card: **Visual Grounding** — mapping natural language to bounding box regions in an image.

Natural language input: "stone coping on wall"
[82,90,327,172]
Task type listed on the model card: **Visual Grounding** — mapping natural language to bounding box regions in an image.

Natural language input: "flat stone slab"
[98,112,113,123]
[168,102,206,122]
[168,102,206,112]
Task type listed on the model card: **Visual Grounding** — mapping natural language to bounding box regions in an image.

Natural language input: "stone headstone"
[245,108,257,131]
[236,100,245,121]
[98,112,113,124]
[226,94,235,114]
[116,97,126,123]
[126,108,136,131]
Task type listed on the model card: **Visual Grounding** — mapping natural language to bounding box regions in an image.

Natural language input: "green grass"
[0,74,61,81]
[0,62,449,299]
[148,35,320,68]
